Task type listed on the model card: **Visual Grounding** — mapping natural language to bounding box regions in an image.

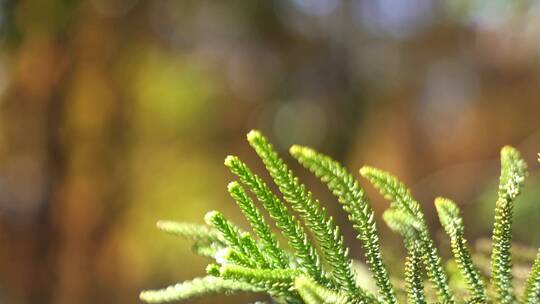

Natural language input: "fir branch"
[522,249,540,304]
[227,180,288,269]
[435,197,487,302]
[225,154,326,284]
[491,146,527,304]
[247,130,357,294]
[139,276,262,303]
[290,145,397,304]
[295,276,352,304]
[360,166,455,304]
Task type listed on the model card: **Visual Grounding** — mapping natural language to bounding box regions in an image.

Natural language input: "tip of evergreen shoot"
[434,197,457,213]
[383,208,421,238]
[204,211,220,225]
[434,196,447,205]
[140,287,170,303]
[500,145,527,172]
[499,144,528,188]
[156,220,181,233]
[434,197,459,220]
[434,197,461,233]
[501,145,517,155]
[139,290,150,301]
[227,181,240,192]
[289,145,313,157]
[156,220,167,230]
[289,145,302,155]
[247,129,262,142]
[224,155,236,167]
[382,209,405,234]
[359,166,375,177]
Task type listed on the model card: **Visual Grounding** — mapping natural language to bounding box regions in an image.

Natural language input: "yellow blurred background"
[0,0,540,303]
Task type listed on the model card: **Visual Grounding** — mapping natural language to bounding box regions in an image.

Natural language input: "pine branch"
[205,211,261,268]
[382,209,425,304]
[404,240,426,304]
[141,135,539,304]
[139,276,262,303]
[521,153,540,304]
[192,241,224,259]
[360,167,455,304]
[227,180,289,269]
[156,221,224,244]
[382,210,426,304]
[521,249,540,304]
[240,232,270,268]
[466,296,489,304]
[247,130,357,294]
[359,167,422,219]
[224,155,325,283]
[215,248,255,267]
[219,264,302,297]
[435,197,487,302]
[295,276,352,304]
[156,221,226,259]
[206,263,221,276]
[491,146,527,304]
[290,145,397,304]
[382,208,421,240]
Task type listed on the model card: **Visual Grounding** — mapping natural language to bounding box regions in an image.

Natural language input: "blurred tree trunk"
[1,25,69,304]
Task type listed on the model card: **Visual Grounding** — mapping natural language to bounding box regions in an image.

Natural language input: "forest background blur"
[0,1,540,303]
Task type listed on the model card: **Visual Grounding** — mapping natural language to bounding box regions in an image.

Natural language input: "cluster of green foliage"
[140,130,540,304]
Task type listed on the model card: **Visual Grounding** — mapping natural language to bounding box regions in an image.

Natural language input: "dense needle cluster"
[140,130,540,304]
